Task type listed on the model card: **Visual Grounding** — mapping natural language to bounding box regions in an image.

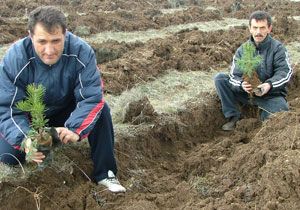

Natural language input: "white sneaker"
[98,170,126,193]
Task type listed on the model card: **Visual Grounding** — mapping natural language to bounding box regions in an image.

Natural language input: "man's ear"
[268,25,273,33]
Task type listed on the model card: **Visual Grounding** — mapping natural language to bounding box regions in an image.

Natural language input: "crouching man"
[0,6,125,193]
[214,11,292,130]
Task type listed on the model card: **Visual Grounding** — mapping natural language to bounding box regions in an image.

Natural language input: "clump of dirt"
[122,96,157,124]
[92,41,144,64]
[272,14,300,43]
[243,71,262,97]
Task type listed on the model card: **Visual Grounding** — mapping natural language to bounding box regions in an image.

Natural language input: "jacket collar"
[250,34,272,50]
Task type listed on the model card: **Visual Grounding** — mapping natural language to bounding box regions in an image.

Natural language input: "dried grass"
[107,69,217,123]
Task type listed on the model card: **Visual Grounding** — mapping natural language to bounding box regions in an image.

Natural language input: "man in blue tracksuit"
[214,11,293,131]
[0,6,125,192]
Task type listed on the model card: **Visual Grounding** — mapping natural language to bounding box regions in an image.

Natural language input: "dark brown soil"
[0,0,300,210]
[243,71,262,97]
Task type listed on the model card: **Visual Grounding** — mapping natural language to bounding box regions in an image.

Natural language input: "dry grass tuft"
[107,69,217,123]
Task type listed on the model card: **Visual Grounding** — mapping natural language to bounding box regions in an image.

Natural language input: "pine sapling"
[236,42,263,97]
[16,84,52,162]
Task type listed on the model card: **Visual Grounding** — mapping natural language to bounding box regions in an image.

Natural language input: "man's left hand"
[255,83,271,97]
[55,127,80,144]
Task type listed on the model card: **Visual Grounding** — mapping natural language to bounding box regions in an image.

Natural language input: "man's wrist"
[72,130,80,142]
[75,133,80,142]
[266,81,272,91]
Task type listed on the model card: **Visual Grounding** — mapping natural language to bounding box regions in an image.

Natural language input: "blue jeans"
[214,72,289,120]
[0,102,117,182]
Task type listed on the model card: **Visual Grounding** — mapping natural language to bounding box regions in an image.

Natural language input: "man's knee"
[259,97,289,120]
[269,97,289,112]
[214,72,229,86]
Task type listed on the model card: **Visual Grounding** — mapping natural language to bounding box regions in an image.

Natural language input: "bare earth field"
[0,0,300,209]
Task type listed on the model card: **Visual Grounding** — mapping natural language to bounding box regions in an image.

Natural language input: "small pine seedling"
[16,84,49,161]
[236,42,262,78]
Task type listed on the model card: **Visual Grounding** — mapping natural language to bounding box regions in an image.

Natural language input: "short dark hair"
[28,6,66,34]
[249,11,272,27]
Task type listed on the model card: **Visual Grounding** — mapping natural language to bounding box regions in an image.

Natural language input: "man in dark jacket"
[214,11,293,131]
[0,6,125,192]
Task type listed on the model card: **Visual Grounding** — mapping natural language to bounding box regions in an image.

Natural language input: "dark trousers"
[0,102,117,182]
[0,139,25,165]
[214,72,289,120]
[87,103,117,182]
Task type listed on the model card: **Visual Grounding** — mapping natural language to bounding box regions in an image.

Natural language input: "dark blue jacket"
[0,31,104,148]
[228,35,293,97]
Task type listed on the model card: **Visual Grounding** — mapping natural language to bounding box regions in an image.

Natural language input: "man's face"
[30,23,65,65]
[249,19,272,45]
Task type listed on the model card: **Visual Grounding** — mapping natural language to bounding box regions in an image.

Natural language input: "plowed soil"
[0,0,300,209]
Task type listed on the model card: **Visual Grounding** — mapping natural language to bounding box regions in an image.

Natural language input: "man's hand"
[255,83,271,97]
[23,137,45,163]
[55,127,80,144]
[31,151,46,163]
[242,81,252,93]
[24,147,45,163]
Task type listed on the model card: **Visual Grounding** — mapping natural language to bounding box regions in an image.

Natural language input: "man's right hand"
[242,81,252,93]
[25,147,45,163]
[23,137,45,163]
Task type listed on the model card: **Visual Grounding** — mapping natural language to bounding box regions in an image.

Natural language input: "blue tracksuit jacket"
[0,31,104,148]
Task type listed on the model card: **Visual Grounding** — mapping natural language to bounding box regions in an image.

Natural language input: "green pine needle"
[236,42,262,78]
[16,84,48,132]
